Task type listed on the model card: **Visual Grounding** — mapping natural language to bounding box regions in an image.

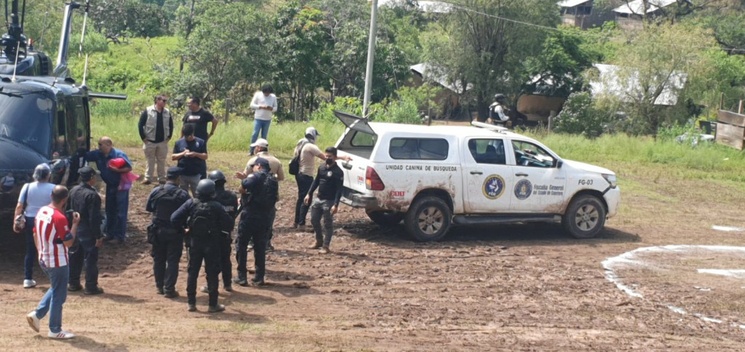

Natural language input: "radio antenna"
[82,54,88,86]
[78,0,88,56]
[11,40,20,82]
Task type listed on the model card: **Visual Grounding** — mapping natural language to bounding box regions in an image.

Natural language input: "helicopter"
[0,0,126,214]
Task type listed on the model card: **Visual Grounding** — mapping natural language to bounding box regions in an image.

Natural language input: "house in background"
[557,0,614,29]
[409,63,471,120]
[613,0,679,30]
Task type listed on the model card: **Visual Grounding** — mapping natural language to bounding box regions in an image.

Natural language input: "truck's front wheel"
[405,196,452,242]
[562,195,606,239]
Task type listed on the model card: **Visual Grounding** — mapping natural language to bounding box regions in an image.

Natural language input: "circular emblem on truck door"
[514,179,533,200]
[482,174,505,200]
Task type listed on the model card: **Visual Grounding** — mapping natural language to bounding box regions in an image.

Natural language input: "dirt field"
[1,147,745,351]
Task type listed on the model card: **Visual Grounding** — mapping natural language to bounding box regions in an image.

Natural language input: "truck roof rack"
[471,121,509,133]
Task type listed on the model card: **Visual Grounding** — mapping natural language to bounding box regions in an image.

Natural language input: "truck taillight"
[365,167,385,190]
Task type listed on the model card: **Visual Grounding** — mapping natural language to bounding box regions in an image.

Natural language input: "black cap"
[79,166,99,181]
[254,157,270,171]
[167,167,183,179]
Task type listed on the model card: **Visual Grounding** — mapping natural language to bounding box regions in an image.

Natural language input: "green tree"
[610,23,718,135]
[175,2,274,101]
[273,2,333,121]
[421,0,560,119]
[522,26,599,98]
[90,0,169,38]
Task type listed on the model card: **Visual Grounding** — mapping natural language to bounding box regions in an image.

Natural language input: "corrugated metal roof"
[557,0,593,8]
[589,63,687,106]
[410,63,472,93]
[613,0,677,15]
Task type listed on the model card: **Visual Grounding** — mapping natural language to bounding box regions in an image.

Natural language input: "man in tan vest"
[138,94,174,185]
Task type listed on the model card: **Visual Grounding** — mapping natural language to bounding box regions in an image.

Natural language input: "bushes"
[308,86,437,124]
[553,92,618,138]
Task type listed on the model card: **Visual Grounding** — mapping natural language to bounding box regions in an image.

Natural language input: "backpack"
[249,173,279,210]
[187,200,218,238]
[152,186,186,225]
[288,141,308,176]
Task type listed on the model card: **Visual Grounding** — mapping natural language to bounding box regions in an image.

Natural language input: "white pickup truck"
[333,111,620,241]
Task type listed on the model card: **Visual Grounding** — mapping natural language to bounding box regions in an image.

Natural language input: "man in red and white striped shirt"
[26,185,79,339]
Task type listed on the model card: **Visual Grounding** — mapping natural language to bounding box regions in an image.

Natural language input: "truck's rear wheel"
[562,195,606,239]
[405,196,451,242]
[366,210,404,227]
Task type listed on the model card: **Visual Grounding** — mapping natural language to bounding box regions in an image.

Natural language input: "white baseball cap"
[250,138,269,148]
[305,127,320,137]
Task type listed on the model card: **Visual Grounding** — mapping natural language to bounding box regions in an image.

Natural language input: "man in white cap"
[292,127,325,229]
[235,138,284,250]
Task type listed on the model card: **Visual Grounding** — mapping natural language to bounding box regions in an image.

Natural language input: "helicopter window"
[0,93,52,156]
[70,97,89,150]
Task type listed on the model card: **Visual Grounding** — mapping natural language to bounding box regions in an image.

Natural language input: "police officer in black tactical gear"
[68,166,105,295]
[171,179,233,313]
[146,167,190,298]
[233,158,278,287]
[199,170,238,293]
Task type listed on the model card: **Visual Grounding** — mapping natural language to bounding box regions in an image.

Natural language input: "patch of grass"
[91,115,347,159]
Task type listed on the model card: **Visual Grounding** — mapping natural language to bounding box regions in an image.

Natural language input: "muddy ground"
[1,148,744,351]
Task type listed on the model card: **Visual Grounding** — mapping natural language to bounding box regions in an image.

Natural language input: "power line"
[431,0,745,54]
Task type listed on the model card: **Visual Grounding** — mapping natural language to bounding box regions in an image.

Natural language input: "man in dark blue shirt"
[172,124,208,197]
[84,137,132,244]
[304,147,344,254]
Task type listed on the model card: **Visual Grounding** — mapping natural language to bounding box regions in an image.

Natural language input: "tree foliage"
[522,26,599,98]
[421,0,560,119]
[610,23,718,135]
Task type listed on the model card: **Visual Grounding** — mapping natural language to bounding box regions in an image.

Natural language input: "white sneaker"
[23,279,37,288]
[48,330,75,339]
[26,311,40,333]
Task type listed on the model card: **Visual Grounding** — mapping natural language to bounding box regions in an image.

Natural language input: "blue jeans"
[35,265,69,334]
[249,119,271,154]
[104,187,129,241]
[23,216,37,280]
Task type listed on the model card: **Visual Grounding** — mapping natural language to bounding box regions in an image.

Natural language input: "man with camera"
[67,167,105,295]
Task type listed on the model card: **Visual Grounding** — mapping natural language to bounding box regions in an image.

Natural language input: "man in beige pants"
[138,94,174,185]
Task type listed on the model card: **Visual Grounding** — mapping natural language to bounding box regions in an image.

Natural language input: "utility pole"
[362,0,379,117]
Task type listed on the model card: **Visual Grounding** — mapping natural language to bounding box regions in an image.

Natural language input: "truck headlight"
[602,174,617,188]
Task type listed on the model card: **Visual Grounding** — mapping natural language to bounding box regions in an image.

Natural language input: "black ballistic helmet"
[195,179,216,200]
[208,170,226,184]
[494,93,506,101]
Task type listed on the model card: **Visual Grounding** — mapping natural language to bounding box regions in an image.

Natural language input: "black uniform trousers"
[219,233,232,286]
[152,228,183,294]
[68,235,99,290]
[186,236,221,307]
[236,213,270,282]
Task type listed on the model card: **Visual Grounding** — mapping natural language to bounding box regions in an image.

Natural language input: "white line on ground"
[603,245,745,330]
[711,225,745,232]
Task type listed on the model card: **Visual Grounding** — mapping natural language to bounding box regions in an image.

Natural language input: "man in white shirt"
[249,85,278,155]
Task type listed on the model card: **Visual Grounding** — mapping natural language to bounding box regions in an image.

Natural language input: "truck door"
[462,138,513,213]
[509,140,566,213]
